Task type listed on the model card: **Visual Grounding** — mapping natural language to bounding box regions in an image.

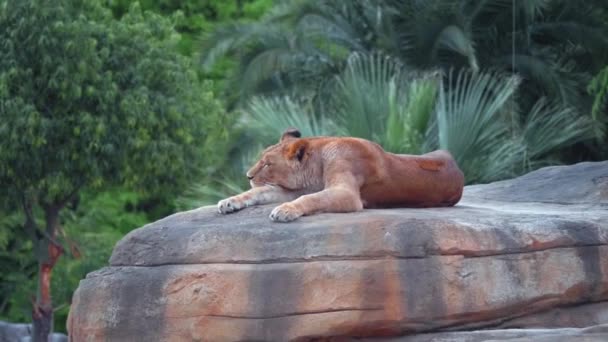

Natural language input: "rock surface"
[362,323,608,341]
[68,162,608,341]
[0,320,67,342]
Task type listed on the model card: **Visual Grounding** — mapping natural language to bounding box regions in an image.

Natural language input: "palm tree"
[428,69,594,183]
[204,0,607,112]
[201,0,398,106]
[387,0,608,110]
[194,53,593,194]
[193,0,605,201]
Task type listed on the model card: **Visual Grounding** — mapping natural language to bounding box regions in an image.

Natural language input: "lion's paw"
[269,203,303,222]
[217,197,246,214]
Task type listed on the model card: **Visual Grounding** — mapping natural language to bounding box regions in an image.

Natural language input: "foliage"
[176,94,339,207]
[108,0,275,99]
[200,0,363,104]
[198,0,607,193]
[520,98,595,169]
[0,190,153,333]
[331,53,438,154]
[0,0,231,336]
[0,0,227,200]
[191,54,596,196]
[430,70,522,182]
[108,0,274,55]
[243,96,337,143]
[202,0,608,112]
[428,70,594,183]
[0,210,35,322]
[588,66,608,141]
[51,190,152,332]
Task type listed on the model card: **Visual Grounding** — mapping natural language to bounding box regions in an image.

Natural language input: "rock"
[360,324,608,341]
[493,302,608,329]
[464,161,608,204]
[68,161,608,341]
[0,320,68,342]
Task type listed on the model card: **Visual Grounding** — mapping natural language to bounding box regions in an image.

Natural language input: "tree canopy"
[0,0,228,199]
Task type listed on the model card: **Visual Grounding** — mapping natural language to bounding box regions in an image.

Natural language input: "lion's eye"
[263,163,270,169]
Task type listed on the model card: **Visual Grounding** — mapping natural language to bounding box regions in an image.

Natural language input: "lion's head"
[245,128,310,191]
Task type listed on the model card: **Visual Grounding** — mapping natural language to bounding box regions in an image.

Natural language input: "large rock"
[0,320,67,342]
[364,324,608,341]
[68,162,608,341]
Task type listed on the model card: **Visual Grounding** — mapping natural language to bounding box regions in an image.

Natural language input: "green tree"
[107,0,274,101]
[108,0,273,56]
[0,0,228,339]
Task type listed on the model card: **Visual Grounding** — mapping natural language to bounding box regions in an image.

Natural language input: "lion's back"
[358,147,464,208]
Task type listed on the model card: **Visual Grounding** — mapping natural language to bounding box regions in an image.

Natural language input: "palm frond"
[296,13,365,52]
[434,25,478,71]
[521,0,552,22]
[238,46,299,97]
[329,52,440,154]
[332,52,406,139]
[589,66,608,124]
[200,22,281,71]
[431,69,522,183]
[262,0,312,22]
[406,73,441,134]
[522,98,595,163]
[381,76,439,154]
[175,176,249,209]
[496,53,581,106]
[468,0,550,23]
[399,18,477,70]
[242,95,338,144]
[531,22,608,65]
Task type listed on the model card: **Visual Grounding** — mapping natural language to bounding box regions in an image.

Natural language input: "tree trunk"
[32,206,63,342]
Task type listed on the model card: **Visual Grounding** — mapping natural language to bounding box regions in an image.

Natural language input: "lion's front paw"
[217,196,247,214]
[269,203,303,222]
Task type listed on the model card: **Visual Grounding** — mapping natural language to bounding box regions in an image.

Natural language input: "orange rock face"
[68,162,608,341]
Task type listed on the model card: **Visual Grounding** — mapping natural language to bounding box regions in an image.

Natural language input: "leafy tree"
[108,0,273,56]
[108,0,274,102]
[0,208,36,323]
[0,0,228,339]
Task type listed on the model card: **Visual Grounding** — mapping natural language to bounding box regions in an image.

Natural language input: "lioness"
[218,128,464,222]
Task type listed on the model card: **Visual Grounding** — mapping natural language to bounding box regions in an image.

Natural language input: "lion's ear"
[286,140,308,162]
[280,127,301,142]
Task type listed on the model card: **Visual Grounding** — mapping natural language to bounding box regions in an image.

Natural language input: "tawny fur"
[217,128,465,222]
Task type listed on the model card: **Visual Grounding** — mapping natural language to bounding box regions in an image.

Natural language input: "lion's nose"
[246,173,254,180]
